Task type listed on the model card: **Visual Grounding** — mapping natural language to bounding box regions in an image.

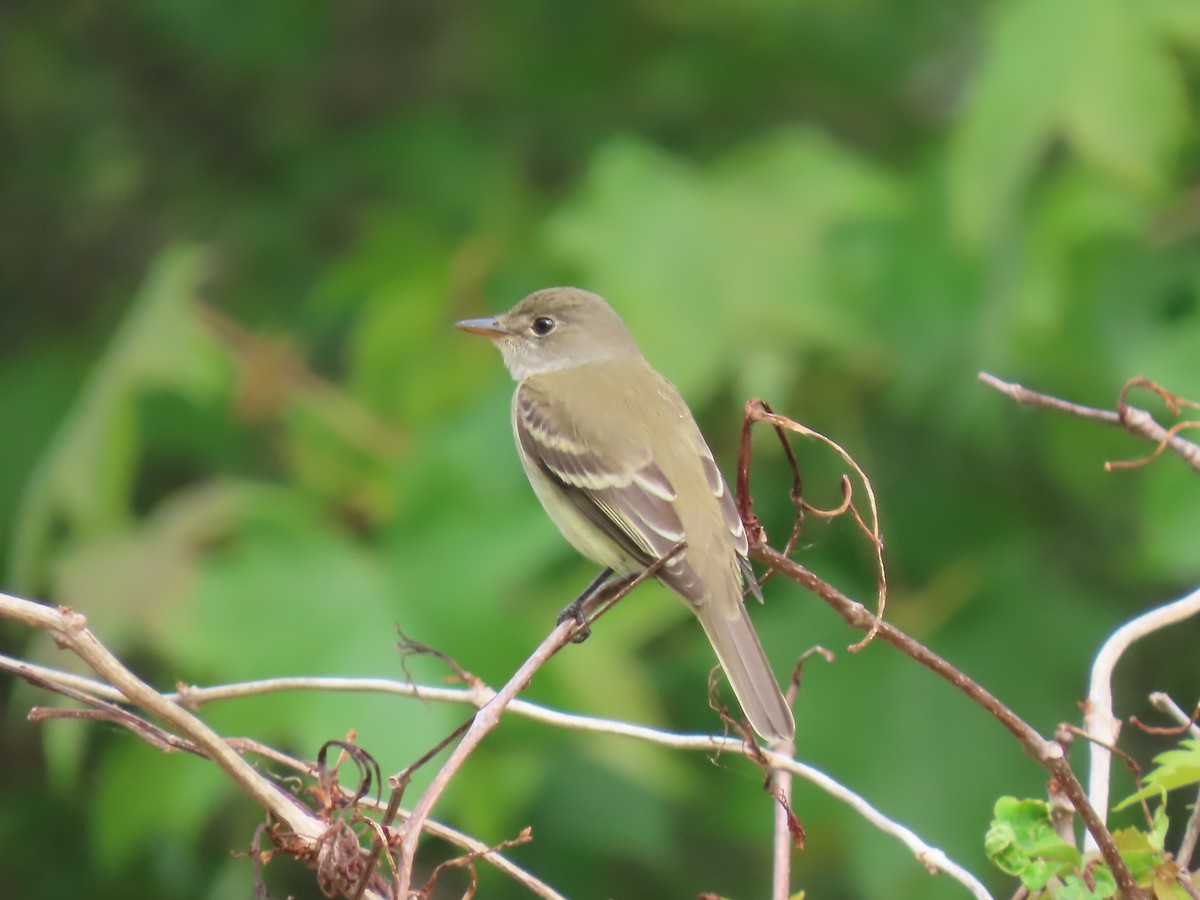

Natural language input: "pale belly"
[520,453,643,575]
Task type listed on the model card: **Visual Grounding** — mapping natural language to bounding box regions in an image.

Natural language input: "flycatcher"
[456,287,795,742]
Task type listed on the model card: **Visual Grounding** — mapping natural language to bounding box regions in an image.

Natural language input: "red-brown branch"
[751,543,1145,899]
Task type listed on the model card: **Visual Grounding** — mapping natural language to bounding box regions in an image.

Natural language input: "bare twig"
[1147,693,1200,740]
[21,665,206,756]
[1047,729,1077,847]
[979,373,1200,892]
[1063,724,1152,831]
[771,768,795,900]
[738,399,888,652]
[393,546,682,898]
[0,590,392,900]
[28,704,201,755]
[979,373,1200,475]
[1184,837,1200,895]
[750,545,1144,899]
[417,826,534,899]
[772,675,800,900]
[0,648,990,899]
[351,715,475,900]
[0,594,319,831]
[3,656,561,899]
[371,810,561,900]
[1083,587,1200,850]
[1148,694,1200,872]
[1,561,996,900]
[396,624,566,895]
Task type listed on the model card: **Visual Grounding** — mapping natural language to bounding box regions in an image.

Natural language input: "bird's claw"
[556,603,591,643]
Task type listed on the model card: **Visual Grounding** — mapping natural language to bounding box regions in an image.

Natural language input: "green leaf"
[1149,804,1170,850]
[1111,824,1167,881]
[985,797,1082,888]
[1110,817,1192,898]
[1088,867,1117,898]
[1116,739,1200,809]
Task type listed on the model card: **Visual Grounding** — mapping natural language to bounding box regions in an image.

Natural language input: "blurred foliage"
[1,0,1199,898]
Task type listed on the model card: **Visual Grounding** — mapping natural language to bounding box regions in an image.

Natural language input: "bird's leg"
[556,567,612,642]
[557,568,633,643]
[557,544,686,643]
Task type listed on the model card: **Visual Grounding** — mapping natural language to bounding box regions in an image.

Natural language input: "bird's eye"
[531,316,556,337]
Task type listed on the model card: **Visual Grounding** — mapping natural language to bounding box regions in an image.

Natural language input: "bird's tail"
[693,598,795,743]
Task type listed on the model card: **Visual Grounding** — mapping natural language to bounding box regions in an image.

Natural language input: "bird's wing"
[698,446,748,556]
[698,446,762,602]
[514,379,704,599]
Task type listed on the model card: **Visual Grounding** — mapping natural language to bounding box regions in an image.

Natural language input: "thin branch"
[10,644,987,894]
[373,810,561,900]
[0,590,390,900]
[389,615,576,897]
[2,660,561,899]
[28,705,202,755]
[1148,694,1200,871]
[751,544,1144,899]
[979,372,1200,475]
[739,399,888,652]
[1147,693,1200,741]
[0,648,991,900]
[21,665,205,756]
[768,745,992,900]
[771,765,795,900]
[1183,807,1200,889]
[393,547,681,898]
[0,594,318,832]
[1083,586,1200,850]
[978,373,1127,425]
[416,827,533,899]
[772,672,801,900]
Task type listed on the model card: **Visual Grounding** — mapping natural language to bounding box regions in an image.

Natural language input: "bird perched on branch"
[456,287,794,743]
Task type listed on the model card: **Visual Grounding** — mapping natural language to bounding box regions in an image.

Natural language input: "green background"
[2,1,1198,898]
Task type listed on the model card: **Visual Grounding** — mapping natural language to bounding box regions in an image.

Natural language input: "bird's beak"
[455,317,510,339]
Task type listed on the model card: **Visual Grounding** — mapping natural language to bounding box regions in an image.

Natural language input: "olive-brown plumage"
[457,287,794,742]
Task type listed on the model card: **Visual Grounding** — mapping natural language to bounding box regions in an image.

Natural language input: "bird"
[456,287,794,743]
